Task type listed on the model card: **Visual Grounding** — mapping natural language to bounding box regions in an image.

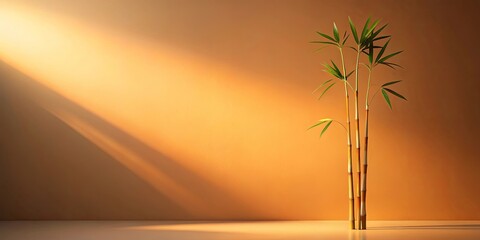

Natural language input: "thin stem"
[369,87,381,103]
[354,45,361,229]
[332,120,348,132]
[365,68,372,106]
[360,69,372,230]
[344,80,354,92]
[339,47,356,230]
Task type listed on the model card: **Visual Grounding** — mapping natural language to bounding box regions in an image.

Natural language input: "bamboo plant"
[309,23,355,229]
[309,17,406,230]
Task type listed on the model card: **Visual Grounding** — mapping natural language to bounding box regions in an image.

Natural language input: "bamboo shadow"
[0,60,250,219]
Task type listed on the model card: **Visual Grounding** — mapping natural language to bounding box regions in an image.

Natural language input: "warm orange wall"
[0,0,479,220]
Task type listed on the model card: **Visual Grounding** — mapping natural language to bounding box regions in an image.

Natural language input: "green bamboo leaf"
[322,64,342,79]
[348,17,359,44]
[381,89,392,109]
[362,46,381,54]
[346,70,355,80]
[319,118,333,122]
[348,46,358,52]
[307,118,332,131]
[370,24,388,40]
[330,60,341,75]
[382,80,402,87]
[316,31,336,42]
[333,22,340,42]
[322,63,334,73]
[382,62,404,69]
[312,79,334,94]
[378,62,395,69]
[373,35,390,41]
[365,19,380,38]
[360,17,371,43]
[368,43,374,65]
[378,51,403,63]
[310,41,337,46]
[320,120,333,137]
[318,82,336,100]
[375,39,390,63]
[307,121,326,131]
[342,34,350,45]
[384,88,407,100]
[362,47,381,54]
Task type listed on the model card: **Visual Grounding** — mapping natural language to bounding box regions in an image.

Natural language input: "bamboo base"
[360,215,367,229]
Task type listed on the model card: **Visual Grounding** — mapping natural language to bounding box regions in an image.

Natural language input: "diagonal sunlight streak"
[45,106,203,214]
[1,58,255,217]
[0,3,343,218]
[0,4,267,217]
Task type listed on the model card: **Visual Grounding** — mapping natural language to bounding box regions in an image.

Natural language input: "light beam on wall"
[0,3,342,219]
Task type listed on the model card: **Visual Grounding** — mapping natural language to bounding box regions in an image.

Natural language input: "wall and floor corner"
[1,0,480,222]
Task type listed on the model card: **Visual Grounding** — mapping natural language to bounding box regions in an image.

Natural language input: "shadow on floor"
[0,221,265,240]
[370,224,480,230]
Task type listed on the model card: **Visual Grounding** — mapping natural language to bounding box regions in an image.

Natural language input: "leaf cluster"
[364,39,403,70]
[310,16,408,136]
[311,22,350,49]
[378,80,407,109]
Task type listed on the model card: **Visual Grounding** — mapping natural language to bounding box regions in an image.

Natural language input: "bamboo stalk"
[360,70,372,230]
[354,47,361,229]
[360,107,368,229]
[340,48,355,229]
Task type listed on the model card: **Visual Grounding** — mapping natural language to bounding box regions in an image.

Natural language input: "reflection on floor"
[1,221,479,240]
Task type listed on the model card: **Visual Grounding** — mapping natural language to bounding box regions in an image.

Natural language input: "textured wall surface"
[0,0,479,220]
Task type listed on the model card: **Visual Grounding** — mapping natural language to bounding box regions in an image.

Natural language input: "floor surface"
[1,221,479,240]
